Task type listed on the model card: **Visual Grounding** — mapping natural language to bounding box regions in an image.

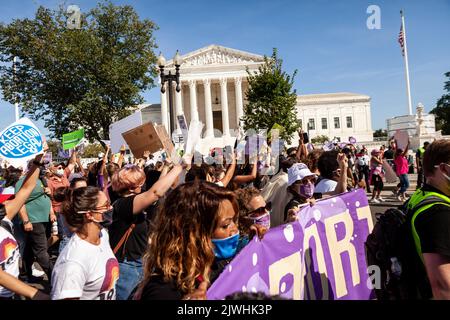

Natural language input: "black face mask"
[94,209,113,229]
[101,209,113,228]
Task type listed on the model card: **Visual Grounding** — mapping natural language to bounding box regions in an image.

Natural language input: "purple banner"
[207,189,375,300]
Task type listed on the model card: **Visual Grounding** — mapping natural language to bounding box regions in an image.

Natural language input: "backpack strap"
[408,192,450,262]
[113,223,136,256]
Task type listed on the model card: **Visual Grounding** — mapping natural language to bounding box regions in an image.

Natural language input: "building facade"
[159,44,373,143]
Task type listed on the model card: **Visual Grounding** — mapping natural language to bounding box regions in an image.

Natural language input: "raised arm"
[66,149,77,173]
[295,129,308,162]
[402,140,410,157]
[233,159,258,185]
[4,153,45,220]
[132,163,185,214]
[219,153,237,188]
[116,145,126,168]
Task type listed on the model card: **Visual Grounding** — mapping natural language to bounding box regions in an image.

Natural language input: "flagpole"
[13,57,20,121]
[401,10,413,116]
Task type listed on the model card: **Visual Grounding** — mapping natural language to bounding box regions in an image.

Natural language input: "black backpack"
[365,197,443,300]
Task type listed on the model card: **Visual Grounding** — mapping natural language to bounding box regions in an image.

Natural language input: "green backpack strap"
[409,194,450,262]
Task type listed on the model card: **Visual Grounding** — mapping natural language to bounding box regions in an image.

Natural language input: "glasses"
[79,201,112,214]
[248,202,272,217]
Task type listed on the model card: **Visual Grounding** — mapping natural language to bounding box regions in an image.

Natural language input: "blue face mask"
[212,232,240,259]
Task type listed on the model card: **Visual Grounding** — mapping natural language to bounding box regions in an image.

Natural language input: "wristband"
[23,220,31,225]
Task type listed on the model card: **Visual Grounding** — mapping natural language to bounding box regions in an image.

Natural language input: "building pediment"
[165,44,265,68]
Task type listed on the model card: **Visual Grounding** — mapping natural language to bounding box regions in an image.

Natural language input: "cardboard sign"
[62,129,85,150]
[122,123,164,158]
[155,124,175,157]
[0,118,43,168]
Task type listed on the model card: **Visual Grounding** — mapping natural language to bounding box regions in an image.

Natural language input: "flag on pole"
[398,25,405,56]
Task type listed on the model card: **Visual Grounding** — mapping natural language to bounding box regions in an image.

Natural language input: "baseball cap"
[287,163,316,186]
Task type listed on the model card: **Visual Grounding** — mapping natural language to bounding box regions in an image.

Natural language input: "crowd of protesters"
[0,129,449,300]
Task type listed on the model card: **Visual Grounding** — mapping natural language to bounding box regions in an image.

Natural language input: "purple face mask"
[248,211,271,229]
[299,183,315,198]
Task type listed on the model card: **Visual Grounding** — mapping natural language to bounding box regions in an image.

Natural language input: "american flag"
[398,25,405,56]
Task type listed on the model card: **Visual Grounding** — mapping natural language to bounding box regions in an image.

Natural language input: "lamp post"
[157,50,183,136]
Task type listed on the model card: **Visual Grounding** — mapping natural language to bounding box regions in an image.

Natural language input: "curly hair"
[61,186,100,232]
[138,181,238,296]
[235,187,262,235]
[304,149,323,173]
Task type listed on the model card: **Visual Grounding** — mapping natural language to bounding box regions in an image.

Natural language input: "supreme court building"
[159,44,374,143]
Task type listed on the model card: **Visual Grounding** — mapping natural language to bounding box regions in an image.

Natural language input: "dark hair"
[185,164,210,182]
[61,186,100,231]
[305,149,323,173]
[106,163,120,179]
[53,186,69,203]
[5,168,22,187]
[70,177,87,189]
[317,150,339,180]
[286,147,297,156]
[280,157,296,173]
[423,139,450,177]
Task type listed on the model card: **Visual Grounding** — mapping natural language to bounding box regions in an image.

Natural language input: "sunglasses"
[294,177,317,185]
[248,202,272,217]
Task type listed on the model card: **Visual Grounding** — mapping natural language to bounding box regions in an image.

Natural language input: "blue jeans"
[399,174,410,194]
[116,258,143,300]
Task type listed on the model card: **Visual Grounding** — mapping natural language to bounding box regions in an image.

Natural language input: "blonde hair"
[111,165,146,195]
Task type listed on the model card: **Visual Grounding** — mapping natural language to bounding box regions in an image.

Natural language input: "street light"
[158,50,183,136]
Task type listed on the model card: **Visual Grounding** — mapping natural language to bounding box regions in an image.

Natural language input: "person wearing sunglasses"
[51,186,118,300]
[235,187,270,243]
[284,163,318,223]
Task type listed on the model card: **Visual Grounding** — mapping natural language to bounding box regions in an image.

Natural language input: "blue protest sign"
[0,118,43,167]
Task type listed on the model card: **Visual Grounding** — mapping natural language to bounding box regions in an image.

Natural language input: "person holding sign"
[394,139,411,202]
[109,157,187,300]
[0,149,49,300]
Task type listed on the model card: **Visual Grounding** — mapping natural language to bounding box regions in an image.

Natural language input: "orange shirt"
[46,167,71,213]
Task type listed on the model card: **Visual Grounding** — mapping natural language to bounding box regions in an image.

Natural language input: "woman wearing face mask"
[109,162,185,300]
[235,187,270,243]
[133,181,237,300]
[51,186,118,300]
[284,163,317,223]
[46,151,77,250]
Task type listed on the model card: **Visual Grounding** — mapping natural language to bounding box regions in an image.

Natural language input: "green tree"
[430,71,450,135]
[311,135,329,144]
[80,143,105,158]
[242,48,299,143]
[0,1,158,144]
[373,129,387,137]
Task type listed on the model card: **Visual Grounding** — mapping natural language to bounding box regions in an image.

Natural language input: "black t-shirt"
[108,195,149,262]
[108,185,120,205]
[383,149,394,160]
[139,275,183,300]
[415,185,450,257]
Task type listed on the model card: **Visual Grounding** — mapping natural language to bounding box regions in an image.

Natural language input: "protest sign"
[62,129,84,150]
[155,124,175,157]
[122,122,175,159]
[394,130,409,150]
[184,120,204,156]
[0,118,43,168]
[207,189,375,300]
[382,159,397,183]
[122,123,163,158]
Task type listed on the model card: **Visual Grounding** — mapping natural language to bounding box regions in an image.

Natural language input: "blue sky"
[0,0,449,137]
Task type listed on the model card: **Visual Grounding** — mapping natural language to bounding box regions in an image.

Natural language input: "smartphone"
[302,132,309,144]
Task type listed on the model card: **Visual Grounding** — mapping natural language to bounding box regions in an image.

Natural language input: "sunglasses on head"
[248,202,272,217]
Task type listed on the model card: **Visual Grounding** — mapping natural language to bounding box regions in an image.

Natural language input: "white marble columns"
[234,77,244,127]
[203,79,214,137]
[219,78,230,136]
[188,80,199,122]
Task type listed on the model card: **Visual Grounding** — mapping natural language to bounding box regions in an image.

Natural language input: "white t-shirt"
[315,178,338,193]
[51,229,119,300]
[0,218,20,298]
